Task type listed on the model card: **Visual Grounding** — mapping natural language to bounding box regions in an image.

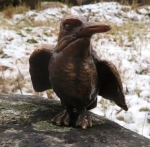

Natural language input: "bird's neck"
[56,35,76,53]
[55,36,91,58]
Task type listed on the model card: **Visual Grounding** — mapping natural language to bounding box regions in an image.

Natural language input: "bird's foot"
[51,109,71,126]
[76,111,92,129]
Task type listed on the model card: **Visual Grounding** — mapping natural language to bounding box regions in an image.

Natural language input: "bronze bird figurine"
[29,15,128,129]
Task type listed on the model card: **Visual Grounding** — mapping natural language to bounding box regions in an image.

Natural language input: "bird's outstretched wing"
[92,50,128,111]
[29,44,55,92]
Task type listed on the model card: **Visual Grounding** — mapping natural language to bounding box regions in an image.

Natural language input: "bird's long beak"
[75,22,111,38]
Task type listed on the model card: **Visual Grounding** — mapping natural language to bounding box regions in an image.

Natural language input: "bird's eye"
[64,23,72,32]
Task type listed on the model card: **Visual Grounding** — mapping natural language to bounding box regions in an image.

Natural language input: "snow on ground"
[0,2,150,139]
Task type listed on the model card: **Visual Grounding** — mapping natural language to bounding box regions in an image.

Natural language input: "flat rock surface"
[0,93,150,147]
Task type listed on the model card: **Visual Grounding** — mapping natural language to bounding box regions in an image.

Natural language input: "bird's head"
[58,15,111,41]
[56,15,111,53]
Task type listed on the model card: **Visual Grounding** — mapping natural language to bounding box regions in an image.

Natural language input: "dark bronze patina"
[29,15,128,129]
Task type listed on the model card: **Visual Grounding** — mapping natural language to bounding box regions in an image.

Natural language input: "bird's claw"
[51,109,70,126]
[76,112,92,129]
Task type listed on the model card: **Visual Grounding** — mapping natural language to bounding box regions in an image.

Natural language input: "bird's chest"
[49,53,97,97]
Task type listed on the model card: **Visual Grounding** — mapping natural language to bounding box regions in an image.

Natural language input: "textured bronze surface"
[29,15,128,129]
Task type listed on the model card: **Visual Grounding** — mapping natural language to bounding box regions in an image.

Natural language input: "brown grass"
[3,4,30,19]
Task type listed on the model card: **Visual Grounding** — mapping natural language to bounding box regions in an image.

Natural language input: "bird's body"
[50,38,98,110]
[29,15,128,129]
